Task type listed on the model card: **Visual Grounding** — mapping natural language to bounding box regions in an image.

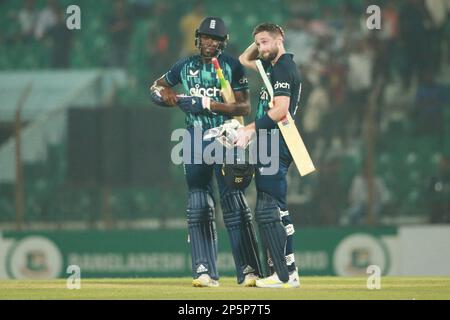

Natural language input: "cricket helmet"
[195,17,228,55]
[221,162,255,190]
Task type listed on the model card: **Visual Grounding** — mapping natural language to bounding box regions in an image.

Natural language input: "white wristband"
[202,97,211,111]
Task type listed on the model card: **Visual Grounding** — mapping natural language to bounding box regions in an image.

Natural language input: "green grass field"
[1,277,450,300]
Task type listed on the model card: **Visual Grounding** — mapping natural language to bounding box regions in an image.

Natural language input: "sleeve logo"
[239,77,248,84]
[274,81,290,90]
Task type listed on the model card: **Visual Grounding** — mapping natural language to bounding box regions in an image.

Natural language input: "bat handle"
[211,57,220,70]
[234,116,244,125]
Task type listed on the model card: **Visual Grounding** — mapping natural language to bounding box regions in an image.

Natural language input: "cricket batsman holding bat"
[149,17,262,287]
[236,23,312,288]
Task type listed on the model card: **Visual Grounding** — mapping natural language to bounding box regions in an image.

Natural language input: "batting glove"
[176,95,211,114]
[149,86,169,107]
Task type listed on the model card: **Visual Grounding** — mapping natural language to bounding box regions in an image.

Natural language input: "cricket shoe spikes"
[192,274,220,287]
[255,269,300,288]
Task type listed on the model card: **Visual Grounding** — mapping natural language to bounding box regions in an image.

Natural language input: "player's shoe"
[289,269,300,287]
[242,273,259,287]
[255,269,300,288]
[192,274,219,287]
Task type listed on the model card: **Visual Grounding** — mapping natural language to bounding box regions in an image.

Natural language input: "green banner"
[0,227,397,279]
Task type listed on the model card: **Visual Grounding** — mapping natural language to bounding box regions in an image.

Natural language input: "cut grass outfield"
[1,277,450,300]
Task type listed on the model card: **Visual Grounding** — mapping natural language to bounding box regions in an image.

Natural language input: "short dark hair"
[252,23,285,38]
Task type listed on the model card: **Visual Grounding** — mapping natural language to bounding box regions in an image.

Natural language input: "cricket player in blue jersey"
[149,17,261,287]
[236,23,302,288]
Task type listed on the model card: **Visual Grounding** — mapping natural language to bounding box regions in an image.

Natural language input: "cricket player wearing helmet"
[236,23,302,288]
[149,17,262,287]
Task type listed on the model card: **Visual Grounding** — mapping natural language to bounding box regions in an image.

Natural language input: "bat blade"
[255,60,315,176]
[221,84,235,103]
[277,111,316,176]
[221,84,243,125]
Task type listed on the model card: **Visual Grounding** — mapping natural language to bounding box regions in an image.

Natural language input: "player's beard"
[260,46,278,62]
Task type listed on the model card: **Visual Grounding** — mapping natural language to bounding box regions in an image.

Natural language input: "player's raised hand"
[177,95,211,114]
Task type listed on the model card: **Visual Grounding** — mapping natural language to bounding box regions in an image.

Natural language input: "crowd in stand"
[285,0,449,149]
[282,0,450,225]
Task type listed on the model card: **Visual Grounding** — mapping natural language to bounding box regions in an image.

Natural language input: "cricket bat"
[255,59,315,176]
[211,57,244,125]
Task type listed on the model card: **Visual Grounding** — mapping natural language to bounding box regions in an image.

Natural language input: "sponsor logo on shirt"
[189,84,221,97]
[274,81,290,90]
